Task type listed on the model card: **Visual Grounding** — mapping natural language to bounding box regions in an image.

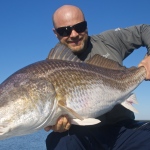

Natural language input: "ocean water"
[0,130,50,150]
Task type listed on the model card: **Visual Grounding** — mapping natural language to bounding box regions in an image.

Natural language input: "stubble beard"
[62,35,88,55]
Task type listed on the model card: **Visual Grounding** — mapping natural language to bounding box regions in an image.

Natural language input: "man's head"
[52,5,88,54]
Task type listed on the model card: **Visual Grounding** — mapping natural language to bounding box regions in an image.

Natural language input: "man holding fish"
[45,5,150,150]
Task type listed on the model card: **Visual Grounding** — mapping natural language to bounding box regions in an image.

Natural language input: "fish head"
[0,73,56,140]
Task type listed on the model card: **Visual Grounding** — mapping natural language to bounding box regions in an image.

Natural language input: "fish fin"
[47,43,134,71]
[121,93,138,113]
[0,124,10,136]
[71,118,101,126]
[86,54,127,70]
[47,43,82,62]
[58,100,84,120]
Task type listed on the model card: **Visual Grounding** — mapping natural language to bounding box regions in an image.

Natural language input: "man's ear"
[53,28,58,38]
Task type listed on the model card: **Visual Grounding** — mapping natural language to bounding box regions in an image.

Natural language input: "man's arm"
[100,24,150,80]
[115,24,150,79]
[100,24,150,59]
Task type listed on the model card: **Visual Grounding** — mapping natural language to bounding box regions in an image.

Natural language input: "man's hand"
[44,115,71,133]
[138,55,150,80]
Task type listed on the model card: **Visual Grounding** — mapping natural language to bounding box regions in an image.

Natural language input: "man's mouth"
[68,38,82,45]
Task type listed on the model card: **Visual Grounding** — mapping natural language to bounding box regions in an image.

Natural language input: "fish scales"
[0,60,145,115]
[0,44,146,140]
[46,60,145,113]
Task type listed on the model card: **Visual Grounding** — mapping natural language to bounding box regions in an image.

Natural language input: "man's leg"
[46,124,112,150]
[46,131,68,150]
[46,131,90,150]
[112,121,150,150]
[46,120,150,150]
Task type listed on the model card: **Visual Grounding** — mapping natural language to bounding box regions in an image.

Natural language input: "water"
[0,130,50,150]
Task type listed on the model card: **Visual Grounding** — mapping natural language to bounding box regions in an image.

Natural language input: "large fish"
[0,43,146,140]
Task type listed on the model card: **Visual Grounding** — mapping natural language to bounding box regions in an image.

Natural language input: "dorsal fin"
[47,43,133,71]
[86,54,127,70]
[47,43,82,62]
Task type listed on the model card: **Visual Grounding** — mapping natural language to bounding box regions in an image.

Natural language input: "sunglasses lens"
[56,21,87,37]
[74,21,87,33]
[56,27,71,36]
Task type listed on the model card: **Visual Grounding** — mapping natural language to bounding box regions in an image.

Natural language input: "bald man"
[53,5,88,53]
[45,5,150,150]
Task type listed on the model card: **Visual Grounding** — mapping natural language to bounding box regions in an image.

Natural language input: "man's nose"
[70,29,79,37]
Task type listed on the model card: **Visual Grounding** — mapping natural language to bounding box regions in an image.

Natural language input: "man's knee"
[46,131,87,150]
[46,131,68,150]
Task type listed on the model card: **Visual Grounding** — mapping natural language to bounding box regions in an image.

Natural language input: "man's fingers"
[138,55,150,80]
[53,115,71,132]
[65,122,71,130]
[53,116,65,132]
[62,115,70,129]
[44,115,71,133]
[44,126,52,132]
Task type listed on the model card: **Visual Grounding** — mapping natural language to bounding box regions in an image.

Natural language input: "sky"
[0,0,150,120]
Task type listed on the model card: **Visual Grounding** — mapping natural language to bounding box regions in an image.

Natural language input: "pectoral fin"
[121,93,138,113]
[0,124,10,138]
[58,100,84,120]
[71,118,101,126]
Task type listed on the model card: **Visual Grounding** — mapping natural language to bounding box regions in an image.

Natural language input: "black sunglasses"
[55,21,87,37]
